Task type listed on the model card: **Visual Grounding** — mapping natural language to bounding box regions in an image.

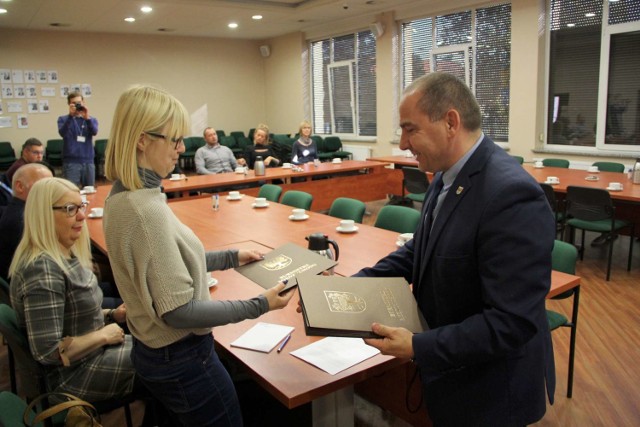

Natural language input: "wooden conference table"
[85,188,580,426]
[162,160,391,211]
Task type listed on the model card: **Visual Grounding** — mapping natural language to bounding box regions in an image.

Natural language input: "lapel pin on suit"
[456,186,464,195]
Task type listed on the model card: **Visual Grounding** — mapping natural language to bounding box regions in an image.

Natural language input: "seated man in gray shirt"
[195,127,246,174]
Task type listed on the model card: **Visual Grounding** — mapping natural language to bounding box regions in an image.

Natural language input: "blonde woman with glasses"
[103,85,293,426]
[9,177,135,403]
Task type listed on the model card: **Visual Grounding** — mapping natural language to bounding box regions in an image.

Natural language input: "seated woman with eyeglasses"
[9,177,136,403]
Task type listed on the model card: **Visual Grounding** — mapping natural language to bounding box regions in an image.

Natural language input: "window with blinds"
[548,0,640,150]
[401,3,511,143]
[310,31,376,137]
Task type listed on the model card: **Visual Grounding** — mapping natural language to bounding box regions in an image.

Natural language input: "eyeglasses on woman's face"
[52,202,88,217]
[145,132,184,150]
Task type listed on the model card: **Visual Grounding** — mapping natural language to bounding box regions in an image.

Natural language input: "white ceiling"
[0,0,435,40]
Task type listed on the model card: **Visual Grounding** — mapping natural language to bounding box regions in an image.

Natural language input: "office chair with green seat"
[540,183,564,237]
[592,161,625,173]
[374,205,422,234]
[178,137,196,170]
[94,139,108,179]
[0,142,17,170]
[257,184,282,203]
[564,186,634,281]
[0,277,17,394]
[328,197,366,223]
[547,239,580,398]
[321,136,352,160]
[220,135,242,157]
[280,190,313,210]
[0,391,43,427]
[402,167,430,204]
[542,158,570,168]
[45,139,63,168]
[511,155,524,165]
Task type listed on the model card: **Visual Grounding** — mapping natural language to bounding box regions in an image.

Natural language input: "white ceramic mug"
[83,186,95,192]
[588,166,599,173]
[332,158,342,164]
[340,219,355,230]
[90,207,103,216]
[235,167,245,173]
[254,197,267,206]
[292,208,306,219]
[171,174,180,179]
[398,233,413,244]
[610,182,623,190]
[282,163,292,168]
[535,161,544,168]
[228,191,240,199]
[547,176,559,184]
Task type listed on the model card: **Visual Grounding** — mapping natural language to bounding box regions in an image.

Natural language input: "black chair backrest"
[402,167,430,194]
[566,186,614,221]
[540,183,558,211]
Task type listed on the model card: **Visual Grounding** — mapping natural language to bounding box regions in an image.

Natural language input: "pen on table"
[277,334,291,353]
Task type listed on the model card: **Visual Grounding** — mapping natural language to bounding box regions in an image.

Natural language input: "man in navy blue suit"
[358,73,556,426]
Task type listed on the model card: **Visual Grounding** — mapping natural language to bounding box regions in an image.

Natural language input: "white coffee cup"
[90,207,103,217]
[588,166,599,173]
[535,161,544,168]
[235,167,245,173]
[339,219,355,230]
[547,176,559,184]
[83,185,95,192]
[398,233,413,244]
[292,208,306,219]
[171,174,180,179]
[254,197,267,206]
[228,191,240,199]
[609,182,623,190]
[332,158,342,164]
[313,159,321,166]
[282,163,292,168]
[81,194,88,203]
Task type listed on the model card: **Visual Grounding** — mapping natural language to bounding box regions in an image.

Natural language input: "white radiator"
[342,145,371,161]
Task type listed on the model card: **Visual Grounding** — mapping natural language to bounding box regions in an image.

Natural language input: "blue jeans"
[132,334,242,427]
[63,162,95,187]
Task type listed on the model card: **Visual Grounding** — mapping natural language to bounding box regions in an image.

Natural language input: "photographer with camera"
[57,91,99,187]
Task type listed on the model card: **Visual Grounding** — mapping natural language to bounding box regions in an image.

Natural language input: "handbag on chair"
[24,392,102,427]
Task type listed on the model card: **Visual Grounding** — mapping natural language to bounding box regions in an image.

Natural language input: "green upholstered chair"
[94,139,108,179]
[511,155,524,164]
[215,130,226,140]
[564,186,634,281]
[374,205,422,234]
[257,184,282,203]
[542,158,570,168]
[0,277,17,394]
[540,183,564,237]
[320,136,351,160]
[0,391,41,427]
[592,161,625,173]
[45,139,63,168]
[402,167,429,203]
[547,240,580,398]
[280,190,313,210]
[328,197,366,223]
[0,142,17,170]
[179,137,197,170]
[219,135,242,156]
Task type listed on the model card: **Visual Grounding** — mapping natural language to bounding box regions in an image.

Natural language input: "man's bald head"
[12,163,53,201]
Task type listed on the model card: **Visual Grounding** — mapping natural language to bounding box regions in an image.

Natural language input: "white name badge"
[77,136,86,143]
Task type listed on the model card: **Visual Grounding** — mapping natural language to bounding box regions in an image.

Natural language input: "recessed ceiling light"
[141,6,153,13]
[252,15,262,20]
[0,8,6,14]
[228,22,238,29]
[125,17,136,23]
[585,12,595,17]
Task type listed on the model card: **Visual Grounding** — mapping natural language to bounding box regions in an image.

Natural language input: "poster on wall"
[14,85,25,98]
[8,101,23,113]
[70,84,81,94]
[26,85,37,98]
[60,85,70,98]
[36,70,47,83]
[0,101,3,114]
[11,70,24,84]
[17,115,29,129]
[41,87,56,97]
[48,70,58,83]
[0,116,12,128]
[39,99,50,113]
[24,70,35,83]
[27,101,38,113]
[0,69,12,83]
[2,85,13,98]
[81,84,92,97]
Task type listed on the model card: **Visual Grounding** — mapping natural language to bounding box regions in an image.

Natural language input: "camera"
[75,102,85,111]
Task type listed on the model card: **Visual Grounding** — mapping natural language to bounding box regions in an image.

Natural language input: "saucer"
[169,176,185,181]
[544,180,559,185]
[585,176,599,181]
[80,189,97,195]
[534,165,544,169]
[281,165,292,169]
[234,170,246,174]
[289,214,309,221]
[88,212,103,219]
[606,186,623,192]
[336,226,358,234]
[226,195,244,201]
[252,203,269,208]
[208,277,218,288]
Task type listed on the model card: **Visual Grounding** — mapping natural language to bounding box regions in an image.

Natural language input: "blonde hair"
[8,178,92,277]
[105,85,190,190]
[298,120,312,136]
[254,123,270,145]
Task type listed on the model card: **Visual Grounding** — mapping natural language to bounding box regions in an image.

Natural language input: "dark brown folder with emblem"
[298,276,428,338]
[235,243,337,292]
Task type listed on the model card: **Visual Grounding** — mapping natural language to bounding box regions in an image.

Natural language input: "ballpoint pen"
[277,334,291,353]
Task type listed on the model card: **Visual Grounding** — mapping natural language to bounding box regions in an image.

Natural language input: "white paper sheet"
[230,322,294,353]
[290,337,380,375]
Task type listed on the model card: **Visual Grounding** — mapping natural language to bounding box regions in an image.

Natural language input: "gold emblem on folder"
[262,255,293,271]
[324,291,366,313]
